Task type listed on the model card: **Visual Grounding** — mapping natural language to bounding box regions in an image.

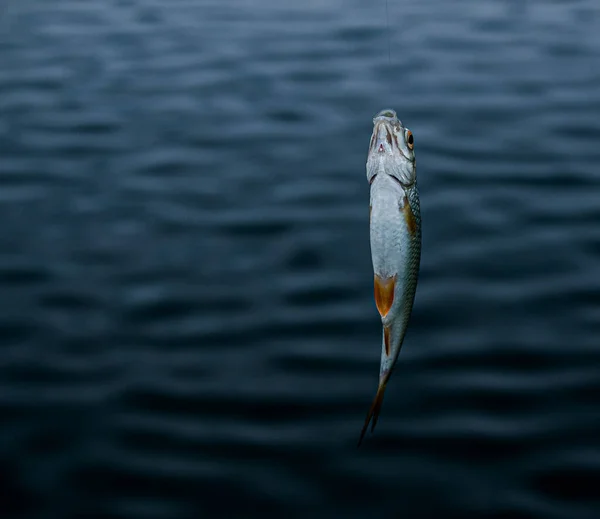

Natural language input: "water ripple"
[1,0,599,518]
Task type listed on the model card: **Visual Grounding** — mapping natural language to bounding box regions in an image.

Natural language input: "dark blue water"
[1,1,599,518]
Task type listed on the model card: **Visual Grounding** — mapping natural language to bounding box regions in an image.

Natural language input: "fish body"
[358,109,421,446]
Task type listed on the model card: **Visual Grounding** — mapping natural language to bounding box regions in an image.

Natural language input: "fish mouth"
[367,108,416,188]
[374,109,398,121]
[370,111,408,161]
[371,120,398,155]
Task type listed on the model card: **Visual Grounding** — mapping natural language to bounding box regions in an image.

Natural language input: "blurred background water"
[1,1,599,518]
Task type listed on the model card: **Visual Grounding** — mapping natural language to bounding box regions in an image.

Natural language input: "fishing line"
[385,0,391,65]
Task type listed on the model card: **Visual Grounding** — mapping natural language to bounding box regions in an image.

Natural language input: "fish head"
[366,109,416,186]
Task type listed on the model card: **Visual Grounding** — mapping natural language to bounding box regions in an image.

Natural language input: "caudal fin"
[357,382,387,447]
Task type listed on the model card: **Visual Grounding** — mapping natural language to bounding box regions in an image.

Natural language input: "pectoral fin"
[402,195,417,236]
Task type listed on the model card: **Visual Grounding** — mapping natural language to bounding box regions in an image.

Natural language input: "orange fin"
[357,383,387,447]
[402,195,417,236]
[374,275,396,318]
[384,326,391,356]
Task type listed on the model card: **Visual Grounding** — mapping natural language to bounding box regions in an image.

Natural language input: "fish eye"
[406,130,414,150]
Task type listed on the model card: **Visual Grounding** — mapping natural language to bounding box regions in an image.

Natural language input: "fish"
[357,109,422,447]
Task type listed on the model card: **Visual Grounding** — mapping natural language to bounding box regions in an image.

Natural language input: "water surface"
[1,1,599,518]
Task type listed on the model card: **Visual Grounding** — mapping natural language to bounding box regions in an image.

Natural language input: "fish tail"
[357,381,388,447]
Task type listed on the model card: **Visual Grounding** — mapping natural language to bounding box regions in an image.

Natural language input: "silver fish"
[358,109,421,446]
